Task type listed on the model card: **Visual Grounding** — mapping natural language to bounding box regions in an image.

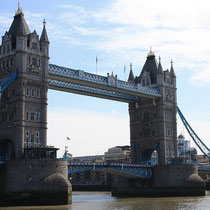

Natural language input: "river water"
[1,191,210,210]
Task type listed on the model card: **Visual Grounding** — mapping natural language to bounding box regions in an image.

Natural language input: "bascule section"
[129,50,177,165]
[0,6,49,159]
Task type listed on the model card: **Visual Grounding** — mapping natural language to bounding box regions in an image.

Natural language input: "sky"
[1,0,210,157]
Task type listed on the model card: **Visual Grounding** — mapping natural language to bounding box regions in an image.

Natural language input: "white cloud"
[54,0,210,85]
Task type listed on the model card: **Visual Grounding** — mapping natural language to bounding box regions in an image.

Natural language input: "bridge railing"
[67,162,153,178]
[68,162,153,168]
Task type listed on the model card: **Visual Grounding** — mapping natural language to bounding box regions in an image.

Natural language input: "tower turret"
[140,48,158,85]
[157,56,163,85]
[170,60,176,78]
[40,19,49,58]
[128,63,135,82]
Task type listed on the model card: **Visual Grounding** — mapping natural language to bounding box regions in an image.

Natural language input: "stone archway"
[142,149,159,165]
[0,139,13,160]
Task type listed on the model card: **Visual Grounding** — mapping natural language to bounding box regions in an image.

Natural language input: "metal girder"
[68,162,152,178]
[49,79,139,103]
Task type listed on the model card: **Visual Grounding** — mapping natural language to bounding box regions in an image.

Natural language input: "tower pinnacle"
[170,59,176,77]
[147,46,154,57]
[15,2,23,16]
[128,62,135,82]
[43,19,46,26]
[40,19,49,43]
[157,56,163,74]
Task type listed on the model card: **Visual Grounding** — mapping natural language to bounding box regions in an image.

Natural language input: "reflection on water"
[0,191,210,210]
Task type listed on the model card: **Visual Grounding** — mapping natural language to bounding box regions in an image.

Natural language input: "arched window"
[143,111,150,120]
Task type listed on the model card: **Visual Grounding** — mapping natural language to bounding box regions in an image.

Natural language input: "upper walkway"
[48,64,161,103]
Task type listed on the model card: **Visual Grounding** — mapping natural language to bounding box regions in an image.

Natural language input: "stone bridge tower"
[129,50,178,164]
[0,6,49,159]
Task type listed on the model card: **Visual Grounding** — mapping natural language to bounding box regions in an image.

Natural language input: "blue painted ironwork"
[0,70,18,95]
[198,165,210,171]
[49,79,139,102]
[68,162,152,178]
[49,64,161,102]
[178,107,210,160]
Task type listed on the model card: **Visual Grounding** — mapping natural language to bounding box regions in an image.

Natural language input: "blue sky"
[1,0,210,157]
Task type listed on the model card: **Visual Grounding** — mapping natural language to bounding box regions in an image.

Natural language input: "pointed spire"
[15,2,23,16]
[9,4,30,37]
[147,46,154,57]
[157,56,163,74]
[170,60,176,77]
[128,63,135,82]
[141,50,158,84]
[40,19,49,43]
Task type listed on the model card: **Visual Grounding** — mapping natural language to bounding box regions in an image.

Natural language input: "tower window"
[32,58,37,65]
[3,46,5,54]
[144,129,150,137]
[26,112,29,121]
[36,89,40,98]
[31,134,35,143]
[10,59,13,66]
[32,42,37,50]
[26,88,30,96]
[139,132,143,137]
[31,112,34,121]
[7,44,10,53]
[31,89,35,97]
[26,130,29,137]
[36,131,40,137]
[35,112,40,122]
[2,111,7,122]
[143,111,150,120]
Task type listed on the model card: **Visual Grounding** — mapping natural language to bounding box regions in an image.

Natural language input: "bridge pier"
[0,159,72,206]
[112,164,205,197]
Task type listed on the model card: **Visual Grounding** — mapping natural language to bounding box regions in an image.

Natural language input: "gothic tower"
[129,49,177,164]
[0,5,49,159]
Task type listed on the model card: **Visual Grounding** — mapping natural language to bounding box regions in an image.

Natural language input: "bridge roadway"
[48,64,161,103]
[68,162,210,179]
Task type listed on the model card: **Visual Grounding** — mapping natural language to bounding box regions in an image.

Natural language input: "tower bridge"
[0,5,209,206]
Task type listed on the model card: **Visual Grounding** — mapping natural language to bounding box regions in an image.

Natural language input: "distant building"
[190,147,197,162]
[178,134,190,156]
[177,134,197,163]
[197,154,209,165]
[104,145,130,163]
[72,155,105,163]
[68,145,130,190]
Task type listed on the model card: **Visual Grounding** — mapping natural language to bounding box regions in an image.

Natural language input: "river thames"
[0,191,210,210]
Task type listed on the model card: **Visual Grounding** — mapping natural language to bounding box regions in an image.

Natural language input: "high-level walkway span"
[48,64,161,102]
